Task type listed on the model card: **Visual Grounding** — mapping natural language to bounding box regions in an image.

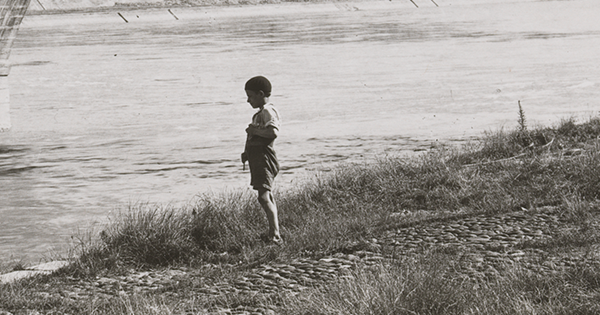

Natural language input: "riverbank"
[1,114,600,314]
[24,0,544,15]
[7,0,599,265]
[25,0,371,14]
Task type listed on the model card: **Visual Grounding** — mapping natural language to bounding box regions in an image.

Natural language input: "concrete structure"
[27,0,164,11]
[0,0,31,131]
[0,261,70,283]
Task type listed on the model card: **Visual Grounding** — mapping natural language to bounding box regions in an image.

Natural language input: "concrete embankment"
[28,0,162,11]
[26,0,544,13]
[0,261,69,284]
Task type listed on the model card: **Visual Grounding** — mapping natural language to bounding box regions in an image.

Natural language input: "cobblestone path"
[27,208,600,315]
[379,208,598,279]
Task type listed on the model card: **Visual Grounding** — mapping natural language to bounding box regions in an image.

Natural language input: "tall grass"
[66,116,600,274]
[3,115,600,314]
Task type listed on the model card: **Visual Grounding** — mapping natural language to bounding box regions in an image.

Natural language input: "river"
[1,0,599,264]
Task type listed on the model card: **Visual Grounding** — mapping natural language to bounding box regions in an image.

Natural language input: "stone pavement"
[4,207,599,315]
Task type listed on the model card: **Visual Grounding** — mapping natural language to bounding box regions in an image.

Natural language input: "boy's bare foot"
[270,236,284,246]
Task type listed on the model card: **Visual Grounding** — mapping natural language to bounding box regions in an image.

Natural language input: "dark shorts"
[247,145,279,191]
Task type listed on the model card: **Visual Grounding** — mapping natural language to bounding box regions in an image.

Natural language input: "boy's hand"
[241,152,248,171]
[245,124,256,136]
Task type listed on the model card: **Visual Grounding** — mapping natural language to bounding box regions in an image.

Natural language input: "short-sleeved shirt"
[245,104,280,190]
[245,104,281,148]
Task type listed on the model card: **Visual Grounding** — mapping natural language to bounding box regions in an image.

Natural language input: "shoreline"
[8,0,600,268]
[2,116,600,314]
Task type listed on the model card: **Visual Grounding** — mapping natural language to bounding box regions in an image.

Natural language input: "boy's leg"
[257,188,281,241]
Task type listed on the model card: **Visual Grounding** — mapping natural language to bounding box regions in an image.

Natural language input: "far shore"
[25,0,369,15]
[24,0,541,16]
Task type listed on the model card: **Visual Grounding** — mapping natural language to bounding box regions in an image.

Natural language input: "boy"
[241,76,282,245]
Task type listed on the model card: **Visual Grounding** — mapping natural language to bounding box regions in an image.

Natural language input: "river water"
[1,0,599,264]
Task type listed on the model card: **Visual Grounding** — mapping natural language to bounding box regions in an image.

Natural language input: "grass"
[2,114,600,314]
[280,251,600,315]
[70,116,600,272]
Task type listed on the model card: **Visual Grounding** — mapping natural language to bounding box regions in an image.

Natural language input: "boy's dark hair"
[245,76,272,97]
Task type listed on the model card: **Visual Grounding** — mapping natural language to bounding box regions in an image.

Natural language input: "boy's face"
[246,90,266,109]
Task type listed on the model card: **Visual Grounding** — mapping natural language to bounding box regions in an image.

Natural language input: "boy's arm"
[246,125,278,139]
